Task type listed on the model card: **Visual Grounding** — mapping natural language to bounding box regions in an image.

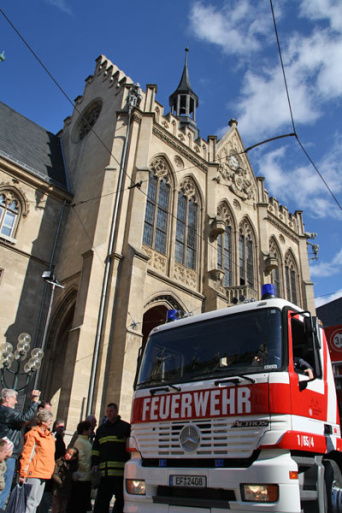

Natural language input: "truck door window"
[291,317,321,379]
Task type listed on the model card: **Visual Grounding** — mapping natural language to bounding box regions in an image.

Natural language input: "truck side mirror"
[304,315,321,350]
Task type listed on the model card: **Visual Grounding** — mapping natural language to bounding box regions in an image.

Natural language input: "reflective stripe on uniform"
[98,436,126,444]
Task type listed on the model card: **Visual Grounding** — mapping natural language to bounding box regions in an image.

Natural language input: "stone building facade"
[0,54,314,427]
[0,101,71,394]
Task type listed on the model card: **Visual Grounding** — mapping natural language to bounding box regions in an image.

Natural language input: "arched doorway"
[142,295,186,348]
[40,289,77,420]
[142,305,168,348]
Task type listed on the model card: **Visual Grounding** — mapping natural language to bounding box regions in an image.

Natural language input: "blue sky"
[1,0,341,308]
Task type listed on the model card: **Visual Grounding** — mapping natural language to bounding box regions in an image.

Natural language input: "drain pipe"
[86,84,142,415]
[33,199,67,389]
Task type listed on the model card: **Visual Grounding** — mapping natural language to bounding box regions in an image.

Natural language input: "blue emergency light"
[261,284,276,300]
[166,309,179,322]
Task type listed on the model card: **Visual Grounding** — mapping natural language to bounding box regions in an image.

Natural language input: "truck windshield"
[137,308,283,388]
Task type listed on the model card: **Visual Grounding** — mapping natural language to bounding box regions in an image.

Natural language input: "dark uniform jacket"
[91,416,130,477]
[0,401,39,459]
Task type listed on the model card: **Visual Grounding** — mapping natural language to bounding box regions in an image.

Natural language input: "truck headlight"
[126,479,146,495]
[241,484,278,502]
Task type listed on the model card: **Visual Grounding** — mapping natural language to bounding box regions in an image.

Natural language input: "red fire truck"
[124,285,342,512]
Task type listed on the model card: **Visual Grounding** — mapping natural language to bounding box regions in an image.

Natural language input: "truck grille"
[133,417,268,459]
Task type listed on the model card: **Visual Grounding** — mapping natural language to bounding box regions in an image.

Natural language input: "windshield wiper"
[150,383,181,395]
[138,378,181,395]
[214,375,255,386]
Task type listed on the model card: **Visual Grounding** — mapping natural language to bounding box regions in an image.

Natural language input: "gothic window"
[272,265,281,297]
[143,157,171,255]
[0,192,20,239]
[73,99,103,142]
[269,238,282,298]
[175,177,199,270]
[239,220,255,288]
[285,252,298,304]
[217,226,232,286]
[217,203,234,287]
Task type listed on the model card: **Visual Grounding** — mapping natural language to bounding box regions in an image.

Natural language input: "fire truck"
[124,285,342,512]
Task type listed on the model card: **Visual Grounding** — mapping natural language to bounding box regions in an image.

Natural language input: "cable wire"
[270,0,342,212]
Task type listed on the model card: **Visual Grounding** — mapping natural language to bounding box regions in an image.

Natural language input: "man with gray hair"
[0,388,41,508]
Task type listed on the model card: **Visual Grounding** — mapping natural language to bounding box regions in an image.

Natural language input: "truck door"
[288,311,326,426]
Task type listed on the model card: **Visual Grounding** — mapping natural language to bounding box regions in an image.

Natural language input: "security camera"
[42,270,54,280]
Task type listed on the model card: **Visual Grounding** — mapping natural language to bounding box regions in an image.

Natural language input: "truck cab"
[124,288,342,512]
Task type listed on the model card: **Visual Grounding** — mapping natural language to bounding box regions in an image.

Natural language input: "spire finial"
[185,45,189,65]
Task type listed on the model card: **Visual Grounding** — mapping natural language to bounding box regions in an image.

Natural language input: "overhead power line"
[269,0,342,212]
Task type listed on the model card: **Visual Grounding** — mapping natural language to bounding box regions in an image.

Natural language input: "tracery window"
[0,192,20,238]
[239,220,254,288]
[285,252,298,304]
[217,203,234,287]
[175,177,199,270]
[143,157,171,255]
[72,99,102,142]
[269,238,282,297]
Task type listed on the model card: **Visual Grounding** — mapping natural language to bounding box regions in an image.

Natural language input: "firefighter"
[91,403,130,513]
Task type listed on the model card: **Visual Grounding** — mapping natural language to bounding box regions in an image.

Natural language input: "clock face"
[227,155,239,170]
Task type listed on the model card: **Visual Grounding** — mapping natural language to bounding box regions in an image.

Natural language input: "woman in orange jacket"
[19,408,55,513]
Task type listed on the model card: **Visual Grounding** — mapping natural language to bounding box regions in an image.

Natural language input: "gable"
[215,123,257,202]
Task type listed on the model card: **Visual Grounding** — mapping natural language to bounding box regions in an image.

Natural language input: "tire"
[324,459,342,513]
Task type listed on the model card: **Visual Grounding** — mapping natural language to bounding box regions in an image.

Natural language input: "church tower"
[169,48,199,139]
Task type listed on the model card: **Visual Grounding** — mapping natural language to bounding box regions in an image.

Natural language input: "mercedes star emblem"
[179,424,201,452]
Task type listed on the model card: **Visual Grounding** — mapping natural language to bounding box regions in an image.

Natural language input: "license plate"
[169,475,207,488]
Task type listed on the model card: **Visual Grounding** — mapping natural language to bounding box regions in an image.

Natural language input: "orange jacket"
[19,426,55,480]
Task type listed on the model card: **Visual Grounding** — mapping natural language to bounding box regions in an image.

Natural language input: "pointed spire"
[169,47,199,139]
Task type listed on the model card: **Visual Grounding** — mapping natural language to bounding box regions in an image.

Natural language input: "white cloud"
[286,30,342,101]
[236,67,320,142]
[315,288,342,308]
[310,248,342,278]
[247,139,342,219]
[299,0,342,32]
[190,1,342,143]
[44,0,72,15]
[189,1,272,57]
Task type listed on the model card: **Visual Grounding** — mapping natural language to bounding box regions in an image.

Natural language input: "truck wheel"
[324,460,342,513]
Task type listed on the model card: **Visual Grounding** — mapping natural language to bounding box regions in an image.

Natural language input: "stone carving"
[152,252,167,273]
[179,177,199,203]
[152,127,207,172]
[150,156,171,183]
[233,199,241,211]
[217,150,256,201]
[174,263,197,289]
[174,155,184,169]
[143,246,167,274]
[217,202,233,226]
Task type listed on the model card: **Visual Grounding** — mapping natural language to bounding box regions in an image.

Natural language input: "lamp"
[0,333,44,391]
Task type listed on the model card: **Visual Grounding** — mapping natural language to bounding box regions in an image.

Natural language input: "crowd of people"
[0,388,131,513]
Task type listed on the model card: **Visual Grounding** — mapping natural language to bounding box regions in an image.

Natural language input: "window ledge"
[0,233,17,244]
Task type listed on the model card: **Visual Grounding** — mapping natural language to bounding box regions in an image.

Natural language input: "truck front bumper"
[124,450,302,513]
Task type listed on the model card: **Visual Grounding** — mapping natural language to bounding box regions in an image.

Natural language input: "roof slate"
[0,101,68,190]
